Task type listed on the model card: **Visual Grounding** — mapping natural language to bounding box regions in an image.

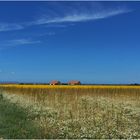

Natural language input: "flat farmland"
[0,85,140,139]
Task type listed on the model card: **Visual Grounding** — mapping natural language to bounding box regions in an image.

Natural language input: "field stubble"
[0,85,140,139]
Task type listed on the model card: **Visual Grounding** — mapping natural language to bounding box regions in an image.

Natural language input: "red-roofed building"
[68,80,81,85]
[50,80,61,85]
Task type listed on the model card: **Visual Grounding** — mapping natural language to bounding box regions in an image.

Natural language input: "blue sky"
[0,1,140,84]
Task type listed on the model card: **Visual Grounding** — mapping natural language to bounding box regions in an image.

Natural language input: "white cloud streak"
[6,39,41,46]
[0,7,131,32]
[0,39,41,50]
[35,8,131,25]
[0,23,24,32]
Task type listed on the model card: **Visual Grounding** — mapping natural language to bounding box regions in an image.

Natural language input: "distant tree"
[130,83,139,86]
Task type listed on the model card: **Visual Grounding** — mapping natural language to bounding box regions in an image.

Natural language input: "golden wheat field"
[0,84,140,139]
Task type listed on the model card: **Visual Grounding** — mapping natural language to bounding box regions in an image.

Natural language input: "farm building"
[68,80,81,85]
[50,80,61,85]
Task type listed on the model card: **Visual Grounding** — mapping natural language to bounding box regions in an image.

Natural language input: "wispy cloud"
[11,72,15,75]
[0,3,132,32]
[36,8,131,24]
[45,24,71,28]
[0,23,24,32]
[0,39,41,50]
[7,39,41,46]
[40,32,56,36]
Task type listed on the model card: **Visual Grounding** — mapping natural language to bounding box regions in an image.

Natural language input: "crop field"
[0,84,140,139]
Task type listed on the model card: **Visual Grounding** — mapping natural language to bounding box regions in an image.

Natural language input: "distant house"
[50,80,61,85]
[68,80,81,85]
